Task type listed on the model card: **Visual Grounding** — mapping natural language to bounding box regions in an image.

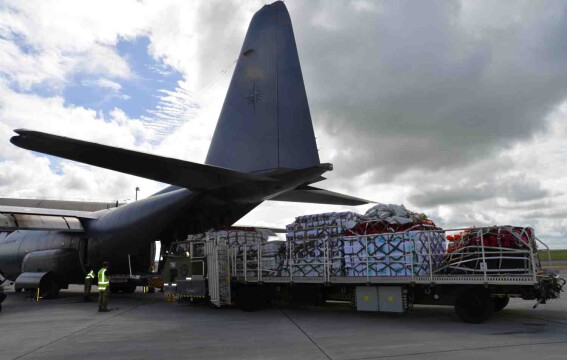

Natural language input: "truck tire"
[493,297,510,312]
[455,289,494,323]
[235,286,261,312]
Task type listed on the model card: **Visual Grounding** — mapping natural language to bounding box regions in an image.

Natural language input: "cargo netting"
[442,226,540,274]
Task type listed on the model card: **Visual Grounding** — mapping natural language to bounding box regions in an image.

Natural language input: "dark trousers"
[84,278,92,300]
[98,288,109,310]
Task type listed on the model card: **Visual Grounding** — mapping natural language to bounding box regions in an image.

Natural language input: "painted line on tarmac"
[522,314,567,326]
[279,308,333,360]
[345,339,567,360]
[11,300,153,360]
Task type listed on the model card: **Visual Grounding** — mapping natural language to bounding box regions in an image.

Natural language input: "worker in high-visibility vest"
[97,262,110,312]
[83,267,95,302]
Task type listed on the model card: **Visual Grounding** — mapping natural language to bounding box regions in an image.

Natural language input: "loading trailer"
[163,227,564,323]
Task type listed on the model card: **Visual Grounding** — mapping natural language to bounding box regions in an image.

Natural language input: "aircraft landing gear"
[109,281,137,294]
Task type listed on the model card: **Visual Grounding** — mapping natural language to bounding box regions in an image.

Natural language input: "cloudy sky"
[1,0,567,247]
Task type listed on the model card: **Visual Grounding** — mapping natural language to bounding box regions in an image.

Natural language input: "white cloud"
[80,78,123,94]
[94,78,122,92]
[1,0,567,251]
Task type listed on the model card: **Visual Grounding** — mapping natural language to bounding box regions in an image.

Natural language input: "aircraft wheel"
[123,284,136,294]
[25,289,36,299]
[493,296,510,312]
[40,279,60,299]
[455,289,494,324]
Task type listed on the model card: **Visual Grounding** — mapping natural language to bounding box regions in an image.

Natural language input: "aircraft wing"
[11,129,275,191]
[0,197,123,212]
[0,205,92,232]
[269,186,371,206]
[0,205,98,219]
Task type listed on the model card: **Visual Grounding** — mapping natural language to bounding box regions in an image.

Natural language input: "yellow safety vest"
[98,268,109,290]
[85,270,95,280]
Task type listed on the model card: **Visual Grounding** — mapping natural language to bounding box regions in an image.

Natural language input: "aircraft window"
[243,49,255,56]
[192,243,205,258]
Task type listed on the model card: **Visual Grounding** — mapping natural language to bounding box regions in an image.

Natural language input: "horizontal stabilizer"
[11,129,275,191]
[269,186,371,206]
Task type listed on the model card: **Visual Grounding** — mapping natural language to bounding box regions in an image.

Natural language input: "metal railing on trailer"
[227,226,553,287]
[163,226,564,323]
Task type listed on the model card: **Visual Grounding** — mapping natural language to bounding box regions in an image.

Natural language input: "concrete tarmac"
[1,273,566,360]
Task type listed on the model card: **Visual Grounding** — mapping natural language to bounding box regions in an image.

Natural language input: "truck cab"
[163,239,208,301]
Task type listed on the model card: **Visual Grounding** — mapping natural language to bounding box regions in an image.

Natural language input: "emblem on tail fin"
[246,80,262,112]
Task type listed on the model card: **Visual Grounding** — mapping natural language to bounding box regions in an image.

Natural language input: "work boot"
[100,308,111,312]
[84,297,91,302]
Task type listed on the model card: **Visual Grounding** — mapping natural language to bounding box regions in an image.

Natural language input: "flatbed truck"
[163,227,564,323]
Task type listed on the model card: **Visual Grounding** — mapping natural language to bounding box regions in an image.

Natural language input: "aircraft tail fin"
[205,1,320,174]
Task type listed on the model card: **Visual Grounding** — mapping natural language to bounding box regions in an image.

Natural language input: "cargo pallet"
[163,227,564,323]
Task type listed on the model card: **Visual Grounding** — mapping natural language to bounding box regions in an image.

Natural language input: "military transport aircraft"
[0,1,369,297]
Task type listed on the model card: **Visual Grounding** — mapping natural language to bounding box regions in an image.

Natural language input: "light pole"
[135,187,140,201]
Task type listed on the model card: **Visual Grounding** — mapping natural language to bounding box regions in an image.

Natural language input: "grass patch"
[538,249,567,261]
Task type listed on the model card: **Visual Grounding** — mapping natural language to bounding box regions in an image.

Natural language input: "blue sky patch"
[63,36,183,120]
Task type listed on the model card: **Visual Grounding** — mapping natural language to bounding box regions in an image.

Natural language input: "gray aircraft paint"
[206,1,320,173]
[0,1,369,287]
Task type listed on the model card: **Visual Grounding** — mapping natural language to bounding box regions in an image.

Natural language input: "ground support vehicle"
[163,228,564,323]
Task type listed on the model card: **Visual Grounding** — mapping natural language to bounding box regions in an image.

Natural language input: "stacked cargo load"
[189,228,284,278]
[444,226,538,274]
[281,212,360,277]
[281,205,446,278]
[344,204,445,277]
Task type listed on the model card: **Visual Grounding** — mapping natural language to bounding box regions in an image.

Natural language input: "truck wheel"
[236,287,261,312]
[455,289,494,324]
[493,297,510,312]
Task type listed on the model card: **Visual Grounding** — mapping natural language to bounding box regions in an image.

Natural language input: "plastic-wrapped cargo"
[188,228,285,278]
[286,211,360,240]
[282,207,446,278]
[331,231,446,277]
